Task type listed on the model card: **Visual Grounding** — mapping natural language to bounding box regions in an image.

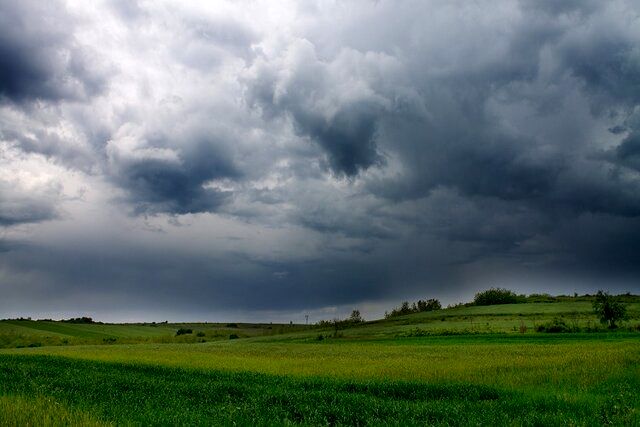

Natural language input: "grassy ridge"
[2,300,639,348]
[0,354,636,425]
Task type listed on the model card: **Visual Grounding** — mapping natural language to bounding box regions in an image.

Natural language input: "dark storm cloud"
[0,239,393,315]
[0,127,94,171]
[107,133,241,215]
[2,0,640,321]
[616,132,640,171]
[0,0,105,103]
[560,30,640,108]
[245,43,395,176]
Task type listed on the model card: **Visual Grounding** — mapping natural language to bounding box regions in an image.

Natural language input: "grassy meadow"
[1,296,639,425]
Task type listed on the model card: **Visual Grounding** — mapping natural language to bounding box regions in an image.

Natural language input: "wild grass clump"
[0,394,106,426]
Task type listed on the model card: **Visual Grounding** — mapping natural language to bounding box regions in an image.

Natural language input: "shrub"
[226,323,238,328]
[473,288,521,306]
[519,322,527,334]
[196,332,205,337]
[536,318,572,333]
[229,334,239,340]
[176,328,193,336]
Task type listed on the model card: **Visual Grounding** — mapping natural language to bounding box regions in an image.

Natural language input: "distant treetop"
[473,288,522,306]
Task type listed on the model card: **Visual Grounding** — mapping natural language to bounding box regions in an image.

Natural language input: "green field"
[1,299,639,425]
[0,319,305,348]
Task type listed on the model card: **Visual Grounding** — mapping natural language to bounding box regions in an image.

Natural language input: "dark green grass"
[0,354,636,426]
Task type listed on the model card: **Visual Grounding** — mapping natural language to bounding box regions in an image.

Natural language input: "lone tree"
[349,309,364,324]
[592,291,627,329]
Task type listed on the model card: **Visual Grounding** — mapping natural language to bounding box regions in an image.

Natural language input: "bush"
[518,322,527,334]
[536,318,573,333]
[226,323,238,328]
[196,332,205,337]
[176,328,193,336]
[473,288,521,306]
[229,334,239,340]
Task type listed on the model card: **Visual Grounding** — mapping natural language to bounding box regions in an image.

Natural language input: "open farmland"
[1,298,639,425]
[0,319,305,348]
[2,298,639,348]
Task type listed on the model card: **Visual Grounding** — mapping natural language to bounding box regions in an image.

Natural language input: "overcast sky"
[1,0,640,322]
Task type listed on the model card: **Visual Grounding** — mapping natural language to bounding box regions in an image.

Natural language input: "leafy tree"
[400,301,411,314]
[592,291,627,329]
[473,288,520,306]
[418,298,442,311]
[349,309,364,323]
[385,298,442,318]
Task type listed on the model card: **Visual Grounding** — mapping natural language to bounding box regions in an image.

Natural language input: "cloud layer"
[1,0,639,321]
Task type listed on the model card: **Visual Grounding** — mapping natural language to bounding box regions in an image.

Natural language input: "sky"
[1,0,640,323]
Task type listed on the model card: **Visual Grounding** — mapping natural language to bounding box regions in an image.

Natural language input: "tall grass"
[1,354,636,425]
[0,394,106,426]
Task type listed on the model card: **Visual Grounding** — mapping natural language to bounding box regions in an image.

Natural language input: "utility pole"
[305,314,309,325]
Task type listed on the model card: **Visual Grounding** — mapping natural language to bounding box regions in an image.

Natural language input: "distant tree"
[421,299,442,311]
[592,291,627,329]
[400,301,411,314]
[61,317,94,324]
[385,298,441,318]
[349,309,364,324]
[473,288,520,306]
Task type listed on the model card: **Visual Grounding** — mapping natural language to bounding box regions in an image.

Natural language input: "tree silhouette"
[592,291,627,329]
